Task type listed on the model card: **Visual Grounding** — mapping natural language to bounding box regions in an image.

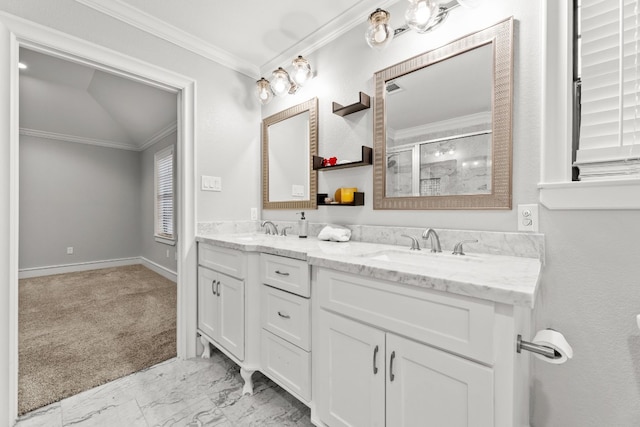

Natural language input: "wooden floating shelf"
[313,146,373,171]
[317,192,365,206]
[332,92,371,116]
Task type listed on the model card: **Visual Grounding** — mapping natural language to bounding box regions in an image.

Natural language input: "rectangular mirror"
[373,18,513,209]
[262,98,318,209]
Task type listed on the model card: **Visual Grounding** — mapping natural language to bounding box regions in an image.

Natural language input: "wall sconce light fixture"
[255,55,313,105]
[367,0,472,49]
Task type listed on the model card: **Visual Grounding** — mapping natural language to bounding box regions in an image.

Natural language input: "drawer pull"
[389,351,396,382]
[373,345,379,374]
[216,280,221,296]
[275,270,290,277]
[211,280,216,296]
[277,311,291,319]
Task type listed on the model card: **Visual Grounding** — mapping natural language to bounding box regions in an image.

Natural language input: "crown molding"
[139,122,178,151]
[74,0,260,78]
[389,111,492,141]
[260,0,401,75]
[20,128,140,151]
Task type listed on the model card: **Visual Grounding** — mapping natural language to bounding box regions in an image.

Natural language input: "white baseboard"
[18,257,178,282]
[18,257,141,279]
[140,257,177,283]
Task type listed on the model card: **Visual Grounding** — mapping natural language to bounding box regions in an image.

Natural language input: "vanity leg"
[240,368,255,395]
[200,335,211,359]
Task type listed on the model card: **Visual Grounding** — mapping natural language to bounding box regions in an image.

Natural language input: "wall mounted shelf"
[332,92,371,116]
[317,192,365,206]
[313,146,373,171]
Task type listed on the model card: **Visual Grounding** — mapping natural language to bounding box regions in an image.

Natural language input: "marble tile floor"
[15,348,313,427]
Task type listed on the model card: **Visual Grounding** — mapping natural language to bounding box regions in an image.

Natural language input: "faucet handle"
[401,234,421,251]
[452,239,478,256]
[280,226,292,236]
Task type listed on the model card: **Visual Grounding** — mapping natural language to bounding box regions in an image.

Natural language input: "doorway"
[17,46,181,414]
[2,18,198,424]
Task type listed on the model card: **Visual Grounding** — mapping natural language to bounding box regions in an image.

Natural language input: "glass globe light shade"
[291,55,312,86]
[270,67,292,97]
[365,9,394,50]
[255,78,273,105]
[405,0,440,33]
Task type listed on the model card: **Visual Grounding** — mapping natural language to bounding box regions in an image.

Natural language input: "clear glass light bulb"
[255,78,273,105]
[366,9,394,50]
[270,68,291,97]
[292,56,312,86]
[405,0,439,34]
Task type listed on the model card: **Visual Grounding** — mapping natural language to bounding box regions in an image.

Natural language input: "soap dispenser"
[298,212,308,238]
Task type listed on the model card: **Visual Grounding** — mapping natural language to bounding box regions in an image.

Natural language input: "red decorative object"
[323,156,338,167]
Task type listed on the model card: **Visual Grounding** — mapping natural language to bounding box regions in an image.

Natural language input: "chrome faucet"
[422,228,442,253]
[401,234,421,250]
[261,220,278,235]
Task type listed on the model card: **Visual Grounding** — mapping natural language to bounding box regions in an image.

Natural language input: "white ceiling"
[19,48,177,151]
[74,0,401,77]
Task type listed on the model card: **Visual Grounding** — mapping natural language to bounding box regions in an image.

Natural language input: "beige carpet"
[18,264,177,415]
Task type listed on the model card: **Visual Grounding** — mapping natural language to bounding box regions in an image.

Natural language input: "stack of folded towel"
[317,225,352,242]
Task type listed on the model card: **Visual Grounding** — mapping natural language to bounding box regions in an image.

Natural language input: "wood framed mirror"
[373,18,513,210]
[262,98,318,210]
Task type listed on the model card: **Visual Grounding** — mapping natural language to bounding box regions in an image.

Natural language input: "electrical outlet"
[517,204,539,232]
[250,207,258,220]
[66,246,73,255]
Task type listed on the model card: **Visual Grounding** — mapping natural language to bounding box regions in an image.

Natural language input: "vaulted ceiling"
[19,48,177,151]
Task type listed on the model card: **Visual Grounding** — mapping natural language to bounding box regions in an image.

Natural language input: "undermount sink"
[359,249,484,266]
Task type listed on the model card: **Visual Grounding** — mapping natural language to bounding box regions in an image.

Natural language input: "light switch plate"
[291,184,304,197]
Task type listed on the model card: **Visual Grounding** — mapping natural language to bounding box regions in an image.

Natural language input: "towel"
[317,225,352,242]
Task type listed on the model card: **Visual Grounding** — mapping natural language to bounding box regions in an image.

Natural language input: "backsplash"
[197,221,545,262]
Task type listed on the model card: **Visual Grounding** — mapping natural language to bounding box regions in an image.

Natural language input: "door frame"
[0,11,198,424]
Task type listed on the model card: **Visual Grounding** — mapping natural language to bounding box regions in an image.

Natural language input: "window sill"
[538,179,640,210]
[155,236,176,246]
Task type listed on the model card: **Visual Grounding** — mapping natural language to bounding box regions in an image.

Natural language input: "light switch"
[211,176,222,192]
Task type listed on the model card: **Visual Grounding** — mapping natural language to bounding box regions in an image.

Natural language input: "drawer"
[199,244,245,279]
[260,253,310,297]
[260,329,311,402]
[317,268,495,364]
[261,285,311,351]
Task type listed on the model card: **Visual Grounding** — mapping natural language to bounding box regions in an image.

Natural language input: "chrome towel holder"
[516,334,562,360]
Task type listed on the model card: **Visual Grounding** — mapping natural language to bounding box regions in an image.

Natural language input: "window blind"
[155,146,174,240]
[577,0,640,180]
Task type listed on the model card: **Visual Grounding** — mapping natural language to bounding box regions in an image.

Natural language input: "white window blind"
[577,0,640,180]
[154,146,175,242]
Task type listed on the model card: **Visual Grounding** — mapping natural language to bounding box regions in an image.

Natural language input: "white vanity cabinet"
[259,253,312,402]
[313,267,529,427]
[197,244,245,361]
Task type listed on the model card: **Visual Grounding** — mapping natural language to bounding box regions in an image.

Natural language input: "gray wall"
[261,1,640,426]
[20,132,179,274]
[19,135,141,269]
[141,132,178,272]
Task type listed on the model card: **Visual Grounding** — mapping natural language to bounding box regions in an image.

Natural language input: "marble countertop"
[196,233,541,308]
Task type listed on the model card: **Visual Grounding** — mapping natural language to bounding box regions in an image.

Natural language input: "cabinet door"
[198,267,219,341]
[317,312,385,427]
[218,272,245,360]
[386,334,494,427]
